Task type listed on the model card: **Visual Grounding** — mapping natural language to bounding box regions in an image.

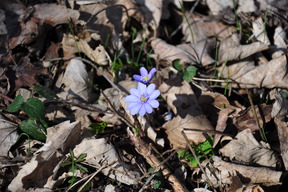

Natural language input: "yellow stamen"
[143,76,149,81]
[140,96,147,102]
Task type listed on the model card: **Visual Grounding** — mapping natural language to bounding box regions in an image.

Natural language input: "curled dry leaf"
[56,59,90,101]
[0,114,18,156]
[135,0,162,37]
[151,38,214,66]
[62,34,109,65]
[203,156,283,186]
[73,137,140,185]
[182,13,235,43]
[219,129,279,167]
[218,53,288,89]
[159,75,213,148]
[235,104,272,132]
[273,92,288,170]
[218,34,269,63]
[8,121,82,191]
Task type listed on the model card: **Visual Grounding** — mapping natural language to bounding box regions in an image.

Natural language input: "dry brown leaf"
[203,156,283,186]
[218,34,269,63]
[0,114,18,157]
[56,59,90,101]
[182,13,235,43]
[219,54,288,88]
[62,34,109,65]
[235,104,272,132]
[159,75,213,147]
[206,0,234,15]
[151,38,214,66]
[163,114,213,148]
[135,0,162,37]
[73,137,140,185]
[8,121,82,191]
[213,108,229,147]
[219,129,279,167]
[252,17,270,45]
[273,92,288,170]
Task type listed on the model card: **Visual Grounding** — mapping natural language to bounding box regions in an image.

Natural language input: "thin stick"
[75,161,116,192]
[183,128,233,137]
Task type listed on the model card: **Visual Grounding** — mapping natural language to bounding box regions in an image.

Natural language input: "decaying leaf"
[218,34,269,63]
[163,114,213,148]
[73,137,140,185]
[56,59,90,101]
[159,75,213,147]
[203,156,283,186]
[151,38,214,66]
[235,104,272,131]
[8,121,82,191]
[62,34,109,65]
[0,114,18,156]
[273,92,288,170]
[219,129,279,167]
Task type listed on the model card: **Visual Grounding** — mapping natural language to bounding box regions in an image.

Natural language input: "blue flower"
[133,67,156,83]
[125,82,160,116]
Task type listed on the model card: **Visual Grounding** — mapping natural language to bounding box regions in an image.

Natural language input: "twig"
[183,128,233,137]
[75,161,116,192]
[181,131,215,191]
[43,99,111,114]
[138,167,161,192]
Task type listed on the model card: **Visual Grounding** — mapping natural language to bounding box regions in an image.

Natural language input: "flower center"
[140,96,147,102]
[142,76,149,81]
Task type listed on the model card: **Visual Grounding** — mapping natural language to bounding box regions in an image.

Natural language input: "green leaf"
[21,98,45,120]
[7,95,24,112]
[19,119,46,141]
[90,122,108,134]
[76,163,88,172]
[33,85,58,100]
[183,66,197,83]
[173,59,183,71]
[76,153,87,163]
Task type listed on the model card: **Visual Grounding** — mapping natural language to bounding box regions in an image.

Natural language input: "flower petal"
[126,102,139,110]
[148,68,157,78]
[144,103,152,113]
[149,90,160,100]
[139,105,146,116]
[133,75,142,82]
[147,99,159,108]
[140,67,148,76]
[131,103,142,115]
[130,88,141,97]
[137,82,147,95]
[147,83,156,95]
[124,95,139,103]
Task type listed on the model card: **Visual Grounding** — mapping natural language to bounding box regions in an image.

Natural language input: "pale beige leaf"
[272,26,287,58]
[206,0,234,15]
[135,0,162,36]
[159,75,213,148]
[219,55,288,88]
[62,34,109,65]
[219,129,279,167]
[0,115,18,156]
[203,156,282,186]
[163,114,213,148]
[151,38,214,66]
[218,34,269,63]
[252,17,270,45]
[237,0,257,13]
[8,121,82,191]
[73,138,140,185]
[56,59,90,101]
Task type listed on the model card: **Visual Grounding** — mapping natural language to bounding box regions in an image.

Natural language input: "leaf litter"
[0,0,288,191]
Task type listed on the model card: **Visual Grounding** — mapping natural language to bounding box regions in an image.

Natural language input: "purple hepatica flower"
[133,67,157,83]
[125,82,160,116]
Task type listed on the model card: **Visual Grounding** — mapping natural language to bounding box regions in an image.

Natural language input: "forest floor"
[1,0,288,191]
